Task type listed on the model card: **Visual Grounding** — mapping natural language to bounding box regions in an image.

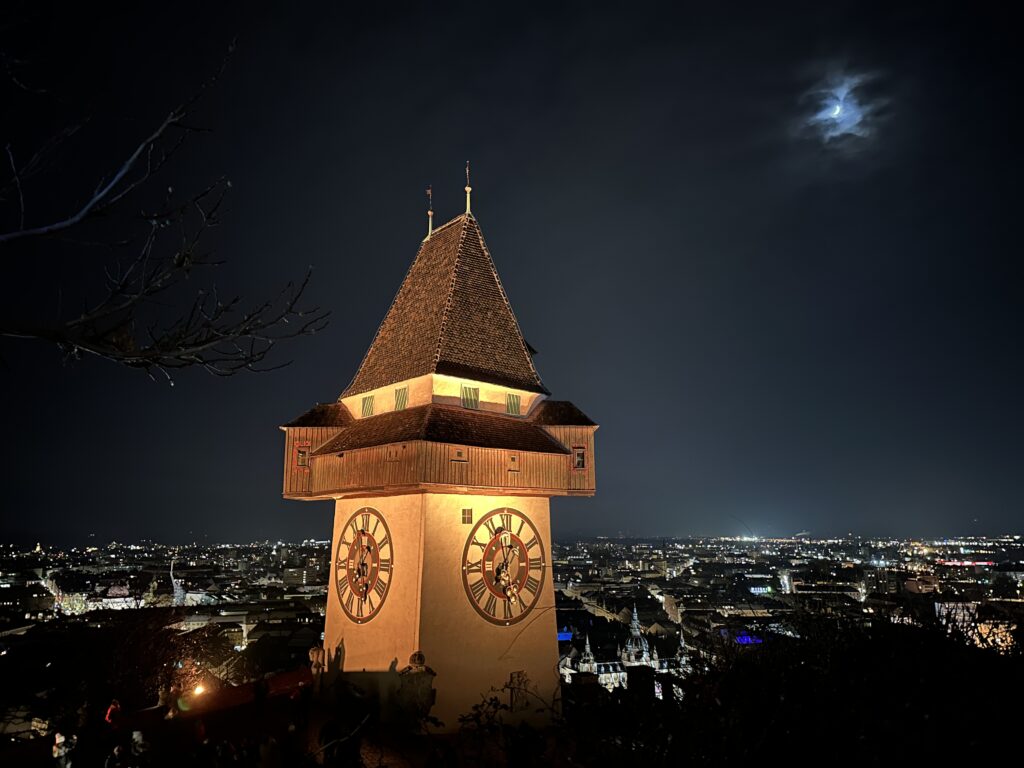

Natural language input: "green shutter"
[506,393,521,415]
[461,386,479,409]
[394,386,408,411]
[361,395,374,417]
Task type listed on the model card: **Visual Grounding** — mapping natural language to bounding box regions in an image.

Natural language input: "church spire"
[425,185,434,240]
[464,161,472,214]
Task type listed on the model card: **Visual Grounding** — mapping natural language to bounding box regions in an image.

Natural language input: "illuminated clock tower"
[281,180,596,728]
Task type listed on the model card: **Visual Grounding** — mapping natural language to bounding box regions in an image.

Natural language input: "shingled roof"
[311,404,570,456]
[340,213,548,398]
[282,403,353,428]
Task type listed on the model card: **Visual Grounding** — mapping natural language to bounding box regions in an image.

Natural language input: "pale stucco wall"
[339,374,546,420]
[325,492,559,730]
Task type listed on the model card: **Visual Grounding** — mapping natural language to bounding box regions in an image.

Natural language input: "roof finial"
[464,160,472,215]
[425,185,434,240]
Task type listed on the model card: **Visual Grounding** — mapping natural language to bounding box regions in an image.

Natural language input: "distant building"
[560,605,689,695]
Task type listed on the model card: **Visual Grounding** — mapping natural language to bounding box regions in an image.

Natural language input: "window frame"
[461,385,480,410]
[394,386,409,411]
[361,395,375,417]
[572,446,587,471]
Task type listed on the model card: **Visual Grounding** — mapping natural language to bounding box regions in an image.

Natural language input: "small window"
[461,385,480,410]
[394,386,408,411]
[449,445,468,462]
[386,445,402,462]
[296,449,309,467]
[461,509,473,525]
[507,452,520,472]
[506,393,521,415]
[361,395,374,417]
[572,446,586,470]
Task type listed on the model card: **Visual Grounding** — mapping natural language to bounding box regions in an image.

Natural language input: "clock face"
[461,507,546,626]
[335,507,392,624]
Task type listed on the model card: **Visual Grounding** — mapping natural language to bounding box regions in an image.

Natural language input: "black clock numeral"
[372,517,381,536]
[525,575,541,595]
[356,598,364,619]
[503,600,514,620]
[472,537,487,550]
[379,558,392,573]
[361,512,370,531]
[470,578,487,602]
[350,519,360,539]
[484,593,497,617]
[483,517,498,537]
[524,535,539,552]
[337,577,350,599]
[466,560,482,575]
[377,534,390,551]
[500,512,513,532]
[345,592,354,614]
[516,518,525,536]
[373,578,387,599]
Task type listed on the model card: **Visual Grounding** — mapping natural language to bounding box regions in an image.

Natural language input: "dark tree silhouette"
[0,20,328,383]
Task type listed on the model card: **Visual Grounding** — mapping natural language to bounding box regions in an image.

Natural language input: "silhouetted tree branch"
[0,31,329,382]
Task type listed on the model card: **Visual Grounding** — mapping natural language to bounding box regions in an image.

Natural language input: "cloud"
[801,72,886,147]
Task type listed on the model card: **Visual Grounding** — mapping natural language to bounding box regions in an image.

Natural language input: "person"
[104,699,123,730]
[52,732,77,767]
[104,744,128,768]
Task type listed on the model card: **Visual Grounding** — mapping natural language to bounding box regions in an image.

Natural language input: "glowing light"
[193,685,205,695]
[806,74,873,142]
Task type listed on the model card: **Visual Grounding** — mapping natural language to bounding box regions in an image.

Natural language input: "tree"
[0,19,328,383]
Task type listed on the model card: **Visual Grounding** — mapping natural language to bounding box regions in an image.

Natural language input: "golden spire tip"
[464,160,472,214]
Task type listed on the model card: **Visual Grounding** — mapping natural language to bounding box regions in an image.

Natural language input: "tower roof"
[341,213,548,398]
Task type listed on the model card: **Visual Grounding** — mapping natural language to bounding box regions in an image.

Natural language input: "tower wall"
[419,494,558,728]
[324,493,558,729]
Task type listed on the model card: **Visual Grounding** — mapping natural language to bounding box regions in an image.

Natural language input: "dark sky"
[1,2,1020,545]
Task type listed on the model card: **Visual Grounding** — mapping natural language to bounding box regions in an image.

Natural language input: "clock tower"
[281,183,596,728]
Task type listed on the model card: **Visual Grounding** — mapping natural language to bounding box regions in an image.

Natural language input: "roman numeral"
[470,579,487,602]
[361,513,370,531]
[484,518,498,537]
[377,534,390,551]
[356,598,364,619]
[472,538,487,550]
[345,593,354,614]
[503,600,513,620]
[337,577,350,598]
[379,558,392,573]
[524,535,538,552]
[373,578,387,599]
[500,512,513,532]
[484,594,497,617]
[350,520,360,539]
[372,517,380,536]
[516,518,525,536]
[466,560,482,575]
[525,575,541,595]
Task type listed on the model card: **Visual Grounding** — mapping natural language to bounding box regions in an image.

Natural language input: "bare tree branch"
[0,37,329,380]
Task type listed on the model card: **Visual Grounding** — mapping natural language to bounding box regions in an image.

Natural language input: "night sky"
[1,3,1020,545]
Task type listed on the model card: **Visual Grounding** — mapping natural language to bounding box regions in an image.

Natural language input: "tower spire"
[464,161,472,214]
[425,185,434,240]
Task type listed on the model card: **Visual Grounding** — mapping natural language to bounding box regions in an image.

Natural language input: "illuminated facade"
[281,188,597,728]
[559,605,690,695]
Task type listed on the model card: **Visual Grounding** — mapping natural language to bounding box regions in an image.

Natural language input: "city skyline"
[3,3,1021,545]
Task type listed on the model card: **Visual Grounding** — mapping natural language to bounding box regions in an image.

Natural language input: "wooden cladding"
[282,426,345,496]
[283,429,596,499]
[283,424,596,500]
